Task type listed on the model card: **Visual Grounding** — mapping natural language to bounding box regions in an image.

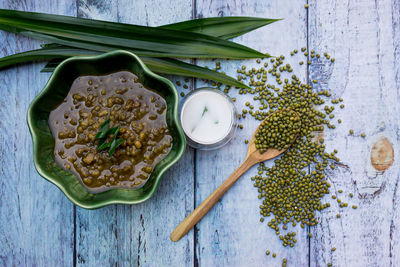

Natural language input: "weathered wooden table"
[1,0,399,266]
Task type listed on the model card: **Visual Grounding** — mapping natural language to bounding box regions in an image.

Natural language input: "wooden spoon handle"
[170,157,256,242]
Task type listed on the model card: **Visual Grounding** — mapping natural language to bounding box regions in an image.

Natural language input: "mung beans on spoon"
[170,109,300,242]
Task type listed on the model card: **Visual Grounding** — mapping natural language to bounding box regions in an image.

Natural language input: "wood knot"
[370,137,394,171]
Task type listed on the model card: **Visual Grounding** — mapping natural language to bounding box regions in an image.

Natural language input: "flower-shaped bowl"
[27,50,186,209]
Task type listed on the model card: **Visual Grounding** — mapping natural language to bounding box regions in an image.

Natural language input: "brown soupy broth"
[49,71,172,193]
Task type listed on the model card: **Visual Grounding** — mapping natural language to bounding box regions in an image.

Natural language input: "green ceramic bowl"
[27,50,186,209]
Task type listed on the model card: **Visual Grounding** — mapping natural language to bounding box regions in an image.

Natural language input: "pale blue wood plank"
[0,0,76,266]
[74,1,195,266]
[73,3,120,265]
[193,0,310,266]
[115,150,195,267]
[308,0,400,266]
[390,1,400,265]
[117,3,196,266]
[73,2,130,265]
[75,151,195,267]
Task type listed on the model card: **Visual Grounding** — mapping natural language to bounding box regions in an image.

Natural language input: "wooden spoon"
[170,110,299,242]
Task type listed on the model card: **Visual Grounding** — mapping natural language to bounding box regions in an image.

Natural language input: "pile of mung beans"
[175,45,361,267]
[234,50,337,266]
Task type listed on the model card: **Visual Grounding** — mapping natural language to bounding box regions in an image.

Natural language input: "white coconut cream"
[180,88,237,149]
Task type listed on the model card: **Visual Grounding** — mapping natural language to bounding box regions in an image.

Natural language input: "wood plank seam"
[305,1,311,266]
[193,1,199,267]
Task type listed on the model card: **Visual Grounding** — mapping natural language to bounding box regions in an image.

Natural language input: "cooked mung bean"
[49,71,172,193]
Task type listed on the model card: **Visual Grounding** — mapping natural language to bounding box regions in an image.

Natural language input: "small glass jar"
[179,87,238,150]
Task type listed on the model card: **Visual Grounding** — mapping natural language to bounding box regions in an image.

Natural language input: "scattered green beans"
[214,47,362,261]
[231,48,343,249]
